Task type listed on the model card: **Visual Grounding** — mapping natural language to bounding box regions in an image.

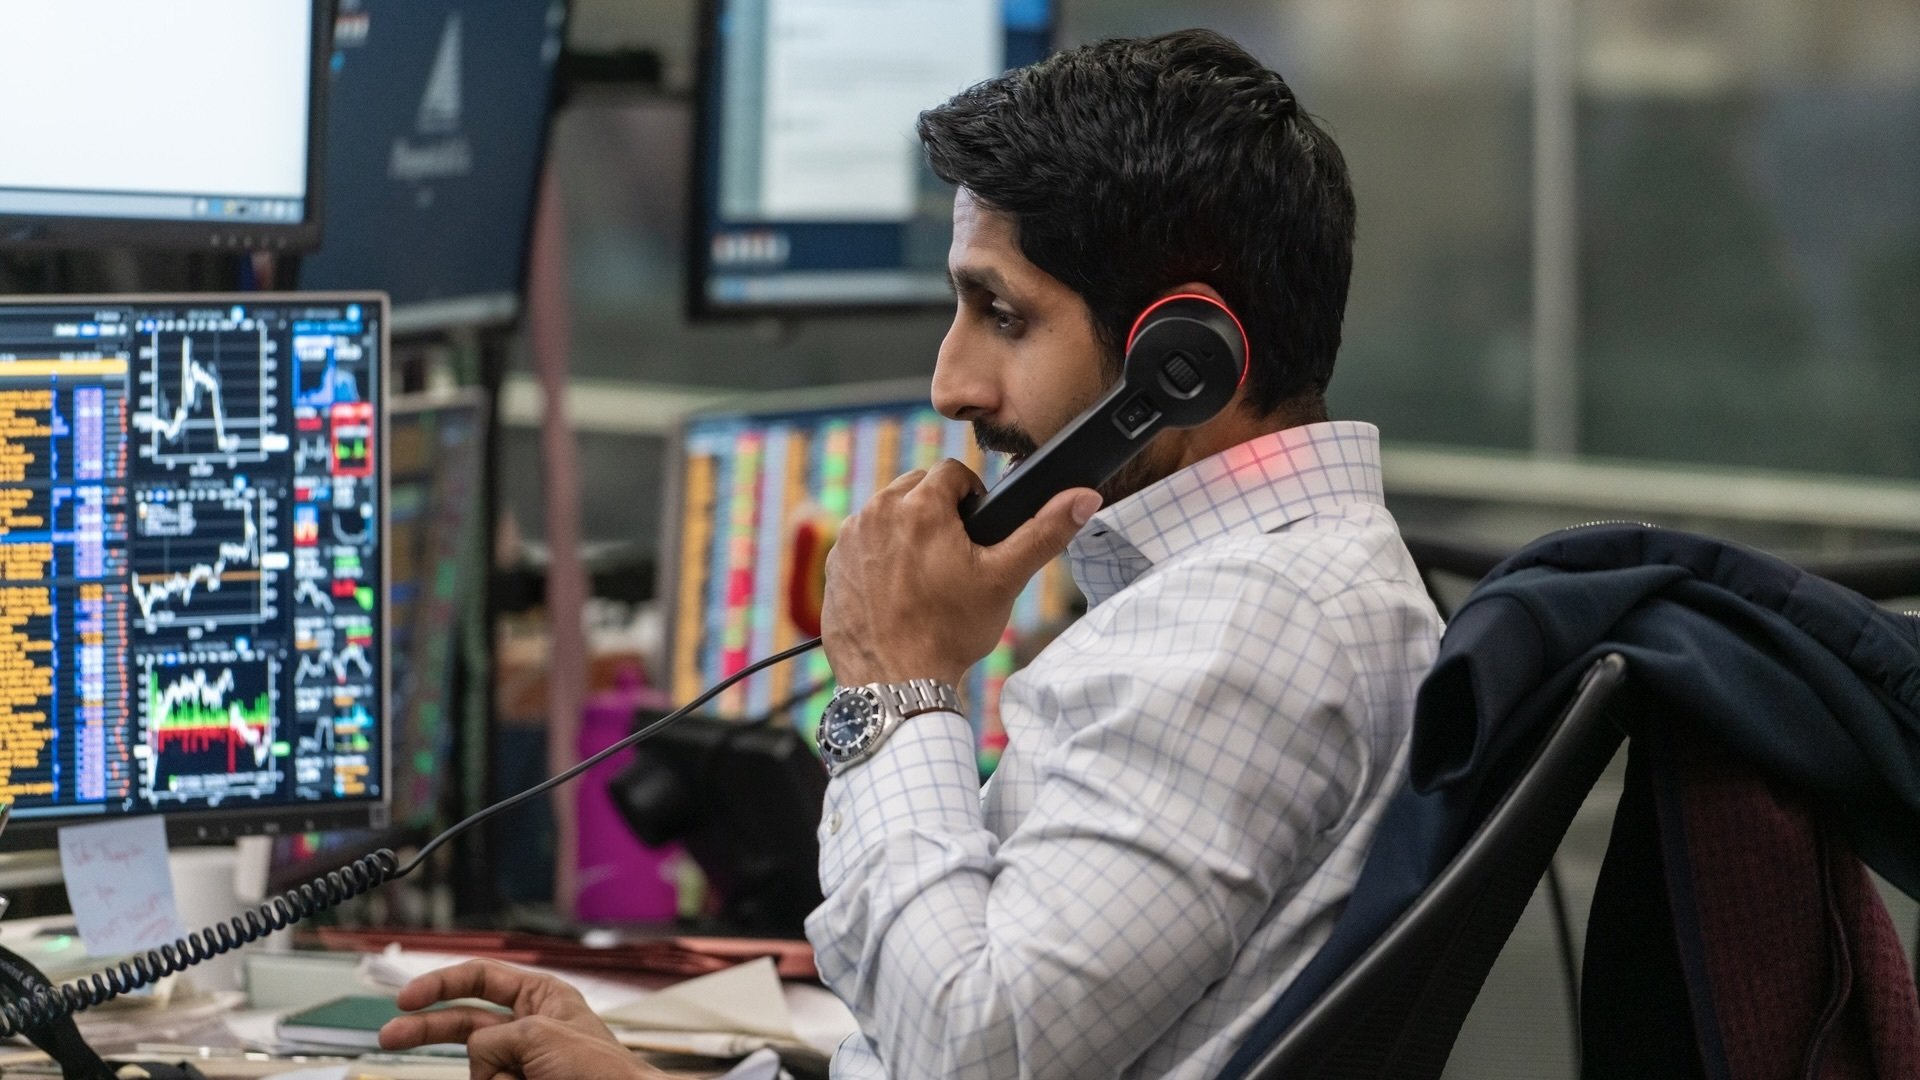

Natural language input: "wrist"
[830,647,967,690]
[836,666,967,691]
[818,678,965,774]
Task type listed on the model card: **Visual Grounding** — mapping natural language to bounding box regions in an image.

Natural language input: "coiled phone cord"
[0,636,825,1039]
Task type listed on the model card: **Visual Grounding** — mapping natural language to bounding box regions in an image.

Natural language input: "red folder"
[308,927,818,981]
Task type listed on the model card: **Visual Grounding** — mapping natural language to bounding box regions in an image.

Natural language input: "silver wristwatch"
[817,678,963,774]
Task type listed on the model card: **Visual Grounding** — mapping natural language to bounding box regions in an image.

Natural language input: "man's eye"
[990,307,1019,331]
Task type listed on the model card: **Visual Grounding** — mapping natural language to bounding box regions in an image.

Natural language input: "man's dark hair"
[918,29,1356,416]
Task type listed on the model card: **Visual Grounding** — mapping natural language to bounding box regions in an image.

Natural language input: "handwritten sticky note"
[58,816,186,957]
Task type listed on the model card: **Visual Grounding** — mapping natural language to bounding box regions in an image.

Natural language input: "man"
[380,28,1441,1080]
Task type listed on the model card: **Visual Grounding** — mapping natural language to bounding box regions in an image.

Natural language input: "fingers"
[396,959,520,1011]
[395,959,588,1017]
[380,1005,512,1051]
[467,1018,551,1080]
[467,1016,648,1080]
[877,467,929,498]
[983,487,1100,584]
[912,458,987,504]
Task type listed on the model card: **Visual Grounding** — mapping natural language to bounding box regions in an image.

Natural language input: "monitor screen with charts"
[381,389,484,829]
[689,0,1054,316]
[0,1,329,252]
[0,294,388,839]
[297,0,568,334]
[664,381,1076,773]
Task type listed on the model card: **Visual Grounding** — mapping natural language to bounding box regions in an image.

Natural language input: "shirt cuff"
[817,709,981,894]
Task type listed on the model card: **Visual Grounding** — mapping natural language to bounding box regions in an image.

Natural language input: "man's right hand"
[378,958,672,1080]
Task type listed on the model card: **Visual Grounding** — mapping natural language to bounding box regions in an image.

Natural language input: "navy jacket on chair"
[1220,524,1920,1080]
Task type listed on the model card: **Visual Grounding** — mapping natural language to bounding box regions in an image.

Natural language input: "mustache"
[972,420,1038,458]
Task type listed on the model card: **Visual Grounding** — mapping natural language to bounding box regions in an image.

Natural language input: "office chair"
[1401,530,1595,1037]
[1232,651,1628,1080]
[1405,527,1920,987]
[1406,530,1920,610]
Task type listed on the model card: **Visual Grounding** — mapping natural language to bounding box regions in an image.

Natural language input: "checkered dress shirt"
[806,421,1442,1079]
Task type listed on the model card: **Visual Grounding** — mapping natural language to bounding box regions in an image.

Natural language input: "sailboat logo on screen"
[390,12,473,185]
[417,13,463,134]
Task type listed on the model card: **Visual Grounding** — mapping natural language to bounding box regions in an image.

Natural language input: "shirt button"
[828,810,843,835]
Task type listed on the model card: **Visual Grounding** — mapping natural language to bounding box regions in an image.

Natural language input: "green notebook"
[278,993,500,1051]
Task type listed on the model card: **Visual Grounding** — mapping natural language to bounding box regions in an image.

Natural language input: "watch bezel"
[819,685,886,763]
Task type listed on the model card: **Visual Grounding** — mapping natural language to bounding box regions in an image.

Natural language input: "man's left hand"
[378,959,670,1080]
[821,458,1099,688]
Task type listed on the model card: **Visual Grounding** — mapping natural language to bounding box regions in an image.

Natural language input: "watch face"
[820,687,882,761]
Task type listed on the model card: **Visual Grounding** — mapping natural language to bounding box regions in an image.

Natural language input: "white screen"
[0,0,312,199]
[757,0,998,221]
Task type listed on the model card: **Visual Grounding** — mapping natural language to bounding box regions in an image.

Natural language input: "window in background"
[1272,0,1537,450]
[1577,0,1920,477]
[542,0,1920,555]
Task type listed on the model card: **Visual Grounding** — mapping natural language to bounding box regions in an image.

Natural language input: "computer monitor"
[273,389,479,879]
[296,0,567,335]
[378,389,484,829]
[0,1,329,252]
[663,380,1077,772]
[687,0,1055,317]
[0,293,388,841]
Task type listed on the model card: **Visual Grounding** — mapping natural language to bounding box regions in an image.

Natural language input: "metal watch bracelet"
[878,678,962,717]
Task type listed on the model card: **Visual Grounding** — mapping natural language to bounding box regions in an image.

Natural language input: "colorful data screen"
[667,386,1075,772]
[0,295,386,833]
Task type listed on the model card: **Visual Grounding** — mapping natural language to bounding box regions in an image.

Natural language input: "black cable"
[750,675,835,727]
[0,850,399,1039]
[0,636,826,1038]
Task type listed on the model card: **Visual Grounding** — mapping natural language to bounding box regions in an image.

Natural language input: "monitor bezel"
[303,0,573,340]
[683,0,1058,322]
[0,3,332,254]
[0,290,393,844]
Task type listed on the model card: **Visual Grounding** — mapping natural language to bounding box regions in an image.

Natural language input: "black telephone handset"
[960,295,1249,545]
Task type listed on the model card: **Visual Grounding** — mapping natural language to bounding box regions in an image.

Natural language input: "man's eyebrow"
[947,265,1012,297]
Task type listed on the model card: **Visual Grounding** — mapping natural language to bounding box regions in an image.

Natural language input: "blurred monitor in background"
[277,390,485,879]
[663,381,1078,774]
[688,0,1055,317]
[297,0,567,335]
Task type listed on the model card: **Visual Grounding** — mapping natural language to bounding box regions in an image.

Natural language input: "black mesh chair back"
[1236,652,1628,1080]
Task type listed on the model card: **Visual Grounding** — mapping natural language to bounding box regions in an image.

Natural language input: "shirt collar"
[1066,420,1386,608]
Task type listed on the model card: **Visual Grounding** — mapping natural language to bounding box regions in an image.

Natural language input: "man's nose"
[931,329,997,422]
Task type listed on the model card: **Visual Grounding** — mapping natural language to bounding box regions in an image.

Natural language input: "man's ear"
[1145,283,1246,411]
[1158,281,1227,307]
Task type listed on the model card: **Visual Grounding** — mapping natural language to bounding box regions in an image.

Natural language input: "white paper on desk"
[602,956,793,1041]
[57,816,187,956]
[721,1047,789,1080]
[72,988,244,1047]
[362,944,653,1016]
[786,981,859,1056]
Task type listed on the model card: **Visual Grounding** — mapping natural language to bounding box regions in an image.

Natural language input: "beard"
[971,418,1168,510]
[972,419,1038,462]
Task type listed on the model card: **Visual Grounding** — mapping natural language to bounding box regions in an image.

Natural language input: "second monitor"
[297,0,568,335]
[0,294,388,840]
[663,381,1077,773]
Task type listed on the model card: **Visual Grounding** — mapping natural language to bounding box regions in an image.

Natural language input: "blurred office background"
[511,3,1919,1075]
[522,0,1920,555]
[2,4,1911,1072]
